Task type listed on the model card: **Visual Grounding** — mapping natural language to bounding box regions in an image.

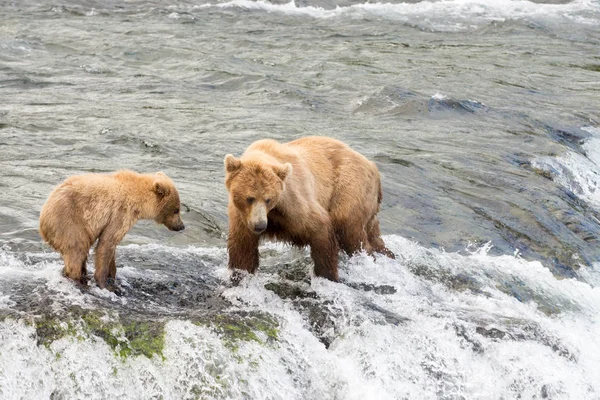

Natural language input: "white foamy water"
[533,127,600,211]
[1,237,599,399]
[192,0,600,31]
[2,0,600,397]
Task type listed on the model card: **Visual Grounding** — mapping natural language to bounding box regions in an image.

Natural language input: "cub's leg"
[108,253,117,280]
[94,223,127,289]
[94,238,116,289]
[59,225,92,285]
[62,248,89,284]
[43,211,92,284]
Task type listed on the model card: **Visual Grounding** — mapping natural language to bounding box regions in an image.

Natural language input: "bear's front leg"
[94,241,116,289]
[309,219,340,282]
[108,253,117,280]
[94,223,126,289]
[227,214,260,274]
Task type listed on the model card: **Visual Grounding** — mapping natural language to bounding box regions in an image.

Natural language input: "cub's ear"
[274,162,292,181]
[153,180,170,197]
[224,154,242,173]
[156,171,166,177]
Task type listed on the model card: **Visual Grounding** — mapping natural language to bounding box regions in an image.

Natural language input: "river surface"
[1,0,600,398]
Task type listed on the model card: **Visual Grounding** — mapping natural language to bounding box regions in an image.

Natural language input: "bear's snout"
[253,221,267,234]
[168,222,185,231]
[248,202,268,234]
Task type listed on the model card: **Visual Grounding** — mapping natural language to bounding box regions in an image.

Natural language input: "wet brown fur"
[224,136,394,282]
[39,170,184,288]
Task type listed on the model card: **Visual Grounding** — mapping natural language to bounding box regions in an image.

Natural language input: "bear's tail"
[39,213,53,248]
[39,225,48,243]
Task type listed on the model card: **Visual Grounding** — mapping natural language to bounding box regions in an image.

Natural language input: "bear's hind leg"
[308,216,340,281]
[334,218,374,258]
[366,216,395,259]
[51,217,91,284]
[62,249,88,284]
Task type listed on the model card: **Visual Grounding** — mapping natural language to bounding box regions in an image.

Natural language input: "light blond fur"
[225,136,394,281]
[40,170,184,288]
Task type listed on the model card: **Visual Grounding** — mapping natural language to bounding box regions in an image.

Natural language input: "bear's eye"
[246,197,255,205]
[265,198,271,205]
[174,208,180,214]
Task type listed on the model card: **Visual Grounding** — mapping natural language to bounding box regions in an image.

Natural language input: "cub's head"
[152,172,185,232]
[224,154,292,234]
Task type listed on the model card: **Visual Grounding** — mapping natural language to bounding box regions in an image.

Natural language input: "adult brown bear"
[39,170,184,288]
[224,136,394,281]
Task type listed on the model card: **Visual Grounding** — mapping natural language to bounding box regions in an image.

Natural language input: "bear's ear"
[156,171,166,177]
[274,162,293,181]
[153,180,170,198]
[224,154,242,173]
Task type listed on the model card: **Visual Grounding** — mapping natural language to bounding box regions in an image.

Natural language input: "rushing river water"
[1,0,600,398]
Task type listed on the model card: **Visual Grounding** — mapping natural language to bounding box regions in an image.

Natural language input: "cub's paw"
[105,277,124,295]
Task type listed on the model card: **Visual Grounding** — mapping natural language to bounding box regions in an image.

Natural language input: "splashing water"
[1,237,600,399]
[2,0,600,398]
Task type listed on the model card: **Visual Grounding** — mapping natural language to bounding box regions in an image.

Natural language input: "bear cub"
[224,136,394,282]
[39,170,184,288]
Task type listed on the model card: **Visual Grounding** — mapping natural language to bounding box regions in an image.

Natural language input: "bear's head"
[153,172,185,232]
[224,154,292,234]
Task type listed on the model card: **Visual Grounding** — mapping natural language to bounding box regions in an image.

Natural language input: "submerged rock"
[193,311,280,352]
[32,308,167,360]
